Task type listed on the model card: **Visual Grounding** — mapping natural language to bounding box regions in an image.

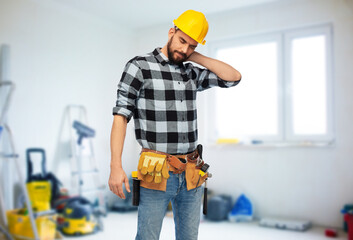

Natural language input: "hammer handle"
[203,184,208,215]
[132,179,140,206]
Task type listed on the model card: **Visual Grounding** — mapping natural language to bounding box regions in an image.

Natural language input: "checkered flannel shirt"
[113,48,240,154]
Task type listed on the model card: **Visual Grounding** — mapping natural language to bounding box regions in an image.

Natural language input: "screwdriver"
[196,163,209,188]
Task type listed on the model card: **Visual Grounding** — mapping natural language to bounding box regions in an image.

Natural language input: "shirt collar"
[153,48,184,68]
[153,48,168,66]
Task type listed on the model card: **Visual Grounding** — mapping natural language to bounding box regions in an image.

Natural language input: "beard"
[167,36,188,65]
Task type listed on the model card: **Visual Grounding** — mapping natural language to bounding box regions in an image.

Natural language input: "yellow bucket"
[6,209,57,240]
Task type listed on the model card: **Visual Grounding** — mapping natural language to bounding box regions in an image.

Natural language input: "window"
[206,24,334,145]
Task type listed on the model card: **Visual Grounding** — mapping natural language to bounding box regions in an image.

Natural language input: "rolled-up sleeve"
[187,64,241,91]
[113,60,143,122]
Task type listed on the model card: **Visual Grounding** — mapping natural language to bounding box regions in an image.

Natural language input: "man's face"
[167,29,198,65]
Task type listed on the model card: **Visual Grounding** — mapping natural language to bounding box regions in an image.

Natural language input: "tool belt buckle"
[167,155,187,174]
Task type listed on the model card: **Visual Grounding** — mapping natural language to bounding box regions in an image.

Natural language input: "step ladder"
[0,81,38,240]
[63,105,106,213]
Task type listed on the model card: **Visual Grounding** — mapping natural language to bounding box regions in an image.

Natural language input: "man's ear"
[168,27,175,40]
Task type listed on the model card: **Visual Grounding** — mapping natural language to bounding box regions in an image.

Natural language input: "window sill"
[206,140,335,149]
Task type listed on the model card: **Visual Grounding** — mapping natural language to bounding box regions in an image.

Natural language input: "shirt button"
[178,82,181,84]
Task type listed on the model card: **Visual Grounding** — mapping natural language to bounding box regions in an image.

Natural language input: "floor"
[64,211,348,240]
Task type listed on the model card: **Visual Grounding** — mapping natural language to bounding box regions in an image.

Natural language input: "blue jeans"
[135,172,203,240]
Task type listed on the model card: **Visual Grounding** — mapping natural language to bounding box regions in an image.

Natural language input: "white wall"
[0,0,139,208]
[135,0,353,228]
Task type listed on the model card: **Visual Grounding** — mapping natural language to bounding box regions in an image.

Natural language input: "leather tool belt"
[138,147,207,191]
[141,148,203,174]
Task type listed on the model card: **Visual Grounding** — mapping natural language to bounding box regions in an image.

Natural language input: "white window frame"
[284,25,334,142]
[204,24,334,146]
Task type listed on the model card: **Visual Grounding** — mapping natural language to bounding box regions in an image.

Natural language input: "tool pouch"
[137,152,170,191]
[185,162,208,191]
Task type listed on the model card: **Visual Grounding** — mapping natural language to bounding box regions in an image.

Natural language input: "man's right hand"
[108,166,131,199]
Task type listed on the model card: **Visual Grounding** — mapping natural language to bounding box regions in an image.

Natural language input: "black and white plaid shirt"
[113,48,240,154]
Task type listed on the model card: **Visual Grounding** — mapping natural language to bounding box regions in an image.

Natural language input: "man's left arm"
[188,51,241,82]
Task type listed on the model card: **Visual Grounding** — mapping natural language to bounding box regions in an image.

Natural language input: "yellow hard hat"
[173,10,209,45]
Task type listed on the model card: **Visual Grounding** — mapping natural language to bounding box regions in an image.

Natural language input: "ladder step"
[0,153,19,158]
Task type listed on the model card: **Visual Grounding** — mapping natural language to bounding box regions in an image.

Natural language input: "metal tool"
[193,144,212,215]
[196,163,210,188]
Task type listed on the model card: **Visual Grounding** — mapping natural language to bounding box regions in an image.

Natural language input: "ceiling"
[51,0,285,29]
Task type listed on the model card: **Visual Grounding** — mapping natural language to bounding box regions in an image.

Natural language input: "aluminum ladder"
[63,105,106,214]
[0,81,39,240]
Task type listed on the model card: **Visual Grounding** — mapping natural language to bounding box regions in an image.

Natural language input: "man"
[109,10,241,240]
